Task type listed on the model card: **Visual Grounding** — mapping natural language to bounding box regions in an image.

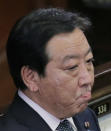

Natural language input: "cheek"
[51,70,77,89]
[50,70,79,102]
[90,69,94,86]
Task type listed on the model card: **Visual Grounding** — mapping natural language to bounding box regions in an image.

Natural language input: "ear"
[21,66,40,92]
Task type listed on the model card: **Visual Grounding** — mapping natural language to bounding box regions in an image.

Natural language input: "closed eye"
[66,65,78,70]
[86,58,95,64]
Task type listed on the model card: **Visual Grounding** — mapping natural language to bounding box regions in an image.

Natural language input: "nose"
[78,63,92,87]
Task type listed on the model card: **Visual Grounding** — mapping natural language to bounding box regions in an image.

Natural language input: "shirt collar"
[18,89,77,131]
[18,90,60,130]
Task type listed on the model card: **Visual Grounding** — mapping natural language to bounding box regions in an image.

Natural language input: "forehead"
[46,28,92,61]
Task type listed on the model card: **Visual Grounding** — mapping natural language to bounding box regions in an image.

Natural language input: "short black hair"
[6,8,91,90]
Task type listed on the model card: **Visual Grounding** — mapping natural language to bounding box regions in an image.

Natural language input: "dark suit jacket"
[0,95,101,131]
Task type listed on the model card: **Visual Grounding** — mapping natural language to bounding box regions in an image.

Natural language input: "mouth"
[81,91,92,101]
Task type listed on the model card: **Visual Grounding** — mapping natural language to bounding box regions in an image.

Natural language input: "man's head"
[6,8,91,90]
[6,8,94,118]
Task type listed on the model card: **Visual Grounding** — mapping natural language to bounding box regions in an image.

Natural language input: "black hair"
[6,8,91,89]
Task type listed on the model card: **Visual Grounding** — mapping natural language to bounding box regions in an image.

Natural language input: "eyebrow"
[62,47,92,63]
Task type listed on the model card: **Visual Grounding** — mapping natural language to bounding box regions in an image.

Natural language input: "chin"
[59,102,88,119]
[79,102,88,112]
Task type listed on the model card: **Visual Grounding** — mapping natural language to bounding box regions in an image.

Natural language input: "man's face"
[37,28,94,119]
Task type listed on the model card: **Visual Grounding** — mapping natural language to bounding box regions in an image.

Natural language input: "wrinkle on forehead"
[62,47,92,63]
[46,28,90,60]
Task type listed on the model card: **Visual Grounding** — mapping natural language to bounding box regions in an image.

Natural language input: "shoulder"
[73,107,101,131]
[79,107,97,118]
[76,107,99,123]
[0,113,28,131]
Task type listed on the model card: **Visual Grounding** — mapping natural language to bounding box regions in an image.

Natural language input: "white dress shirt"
[18,90,77,131]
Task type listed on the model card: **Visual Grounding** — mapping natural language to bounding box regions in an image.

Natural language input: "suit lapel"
[72,107,101,131]
[73,114,83,131]
[8,94,52,131]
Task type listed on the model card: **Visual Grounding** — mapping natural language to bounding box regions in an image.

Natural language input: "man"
[0,8,101,131]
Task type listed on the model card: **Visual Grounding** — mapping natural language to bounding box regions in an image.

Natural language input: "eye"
[86,58,95,64]
[66,65,78,71]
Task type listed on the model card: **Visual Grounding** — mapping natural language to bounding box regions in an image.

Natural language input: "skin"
[22,28,94,119]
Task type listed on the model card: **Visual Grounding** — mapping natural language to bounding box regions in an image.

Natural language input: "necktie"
[56,119,74,131]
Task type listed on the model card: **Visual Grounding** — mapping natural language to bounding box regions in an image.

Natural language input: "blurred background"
[0,0,111,124]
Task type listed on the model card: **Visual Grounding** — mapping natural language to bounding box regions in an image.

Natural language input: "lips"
[81,92,92,101]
